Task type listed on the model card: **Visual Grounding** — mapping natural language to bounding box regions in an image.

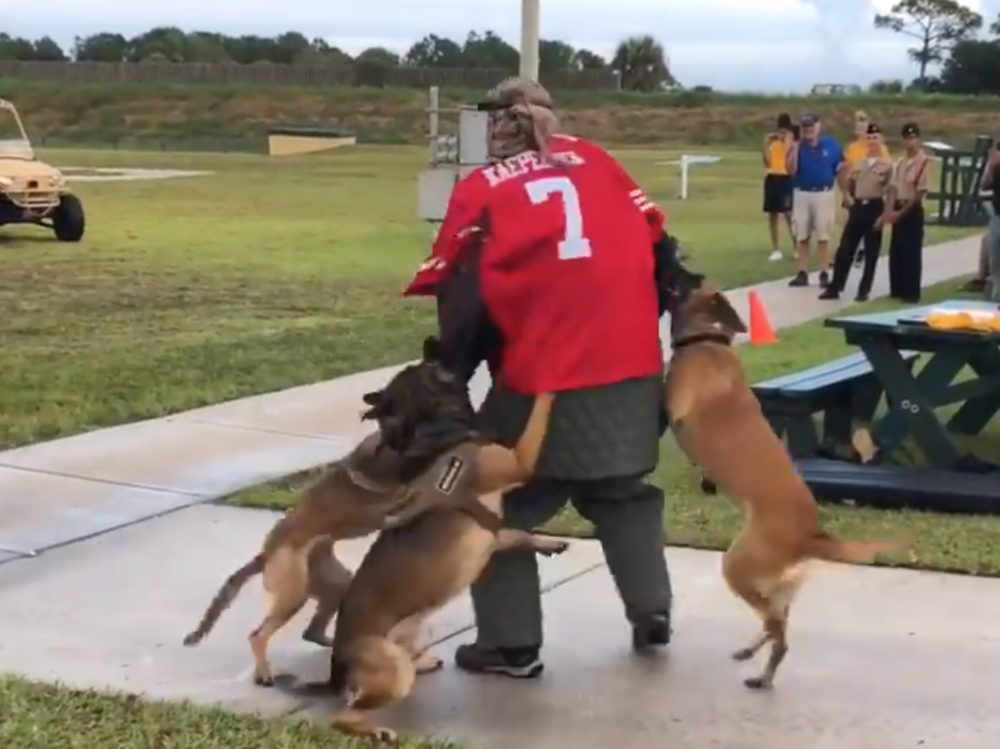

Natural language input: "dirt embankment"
[1,80,996,148]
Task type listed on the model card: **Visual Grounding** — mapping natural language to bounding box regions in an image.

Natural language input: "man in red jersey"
[403,78,702,679]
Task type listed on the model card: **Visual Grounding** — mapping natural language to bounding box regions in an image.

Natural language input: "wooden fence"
[0,60,620,91]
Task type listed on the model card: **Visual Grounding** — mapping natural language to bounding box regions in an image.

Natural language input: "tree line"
[0,28,675,92]
[872,0,1000,94]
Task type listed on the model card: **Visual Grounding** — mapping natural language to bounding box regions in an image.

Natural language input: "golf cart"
[0,98,85,241]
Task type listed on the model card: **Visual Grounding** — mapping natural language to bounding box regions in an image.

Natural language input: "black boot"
[632,611,672,651]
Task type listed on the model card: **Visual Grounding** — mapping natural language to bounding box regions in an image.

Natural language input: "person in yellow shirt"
[762,113,796,261]
[845,110,891,165]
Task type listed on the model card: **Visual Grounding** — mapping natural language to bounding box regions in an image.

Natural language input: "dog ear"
[362,391,382,406]
[422,336,443,362]
[711,292,748,334]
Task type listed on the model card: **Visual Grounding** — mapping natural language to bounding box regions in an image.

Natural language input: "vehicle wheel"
[52,193,85,242]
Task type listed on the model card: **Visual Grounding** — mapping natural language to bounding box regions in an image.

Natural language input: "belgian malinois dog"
[324,336,566,743]
[665,283,910,690]
[182,405,499,687]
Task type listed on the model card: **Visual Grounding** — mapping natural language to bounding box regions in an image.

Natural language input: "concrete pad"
[0,420,351,498]
[0,504,603,715]
[298,548,1000,749]
[0,466,198,555]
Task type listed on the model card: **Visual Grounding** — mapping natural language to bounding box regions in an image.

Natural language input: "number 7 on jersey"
[524,176,593,260]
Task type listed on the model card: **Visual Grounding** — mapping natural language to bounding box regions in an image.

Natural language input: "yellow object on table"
[924,308,1000,332]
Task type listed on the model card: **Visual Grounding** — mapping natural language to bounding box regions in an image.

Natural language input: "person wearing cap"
[841,111,891,266]
[403,77,703,678]
[819,122,893,302]
[761,113,796,261]
[786,113,847,288]
[884,122,931,303]
[980,136,1000,300]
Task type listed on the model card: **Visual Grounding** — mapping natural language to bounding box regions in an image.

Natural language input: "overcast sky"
[4,0,995,92]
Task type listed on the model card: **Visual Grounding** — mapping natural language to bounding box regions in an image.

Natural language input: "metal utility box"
[417,87,490,222]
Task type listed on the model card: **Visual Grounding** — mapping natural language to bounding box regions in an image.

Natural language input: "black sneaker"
[818,270,830,288]
[632,612,672,651]
[853,251,865,268]
[453,644,543,679]
[960,278,987,293]
[788,271,809,287]
[855,293,870,302]
[818,287,839,300]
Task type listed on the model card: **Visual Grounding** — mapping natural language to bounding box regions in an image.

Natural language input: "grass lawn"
[0,674,451,749]
[0,144,971,449]
[226,279,1000,577]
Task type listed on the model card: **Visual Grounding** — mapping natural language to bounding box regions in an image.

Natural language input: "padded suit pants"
[470,477,672,649]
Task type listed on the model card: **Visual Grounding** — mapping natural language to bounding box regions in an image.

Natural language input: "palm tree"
[611,35,676,92]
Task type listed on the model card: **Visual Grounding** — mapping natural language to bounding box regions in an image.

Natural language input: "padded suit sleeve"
[653,230,705,317]
[436,235,500,385]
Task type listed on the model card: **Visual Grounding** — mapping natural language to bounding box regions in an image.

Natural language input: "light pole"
[519,0,540,80]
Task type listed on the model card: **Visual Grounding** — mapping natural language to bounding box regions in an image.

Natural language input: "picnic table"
[824,299,1000,473]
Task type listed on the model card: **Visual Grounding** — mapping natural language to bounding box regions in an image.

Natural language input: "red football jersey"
[406,135,664,394]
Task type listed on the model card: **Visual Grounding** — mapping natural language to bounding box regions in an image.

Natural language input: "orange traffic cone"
[748,290,778,345]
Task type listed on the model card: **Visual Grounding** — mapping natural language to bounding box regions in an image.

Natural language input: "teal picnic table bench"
[751,350,920,459]
[750,300,1000,516]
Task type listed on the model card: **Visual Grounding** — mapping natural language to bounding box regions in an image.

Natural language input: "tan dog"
[665,284,910,690]
[182,423,495,687]
[324,337,566,742]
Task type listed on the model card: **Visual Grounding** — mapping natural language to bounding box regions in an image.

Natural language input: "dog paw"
[301,631,334,648]
[535,540,569,556]
[743,676,772,691]
[371,727,398,744]
[412,652,444,674]
[731,648,756,662]
[253,673,275,688]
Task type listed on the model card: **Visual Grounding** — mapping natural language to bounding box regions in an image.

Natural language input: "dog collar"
[672,331,733,350]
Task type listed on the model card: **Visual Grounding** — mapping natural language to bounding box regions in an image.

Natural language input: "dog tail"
[805,532,912,565]
[182,553,266,646]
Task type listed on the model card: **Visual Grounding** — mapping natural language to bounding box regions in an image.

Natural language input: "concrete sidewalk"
[0,235,981,562]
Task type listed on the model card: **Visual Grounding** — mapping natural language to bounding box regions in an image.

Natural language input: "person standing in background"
[820,123,892,302]
[842,110,891,268]
[885,122,930,303]
[982,141,1000,300]
[762,114,796,261]
[786,113,846,288]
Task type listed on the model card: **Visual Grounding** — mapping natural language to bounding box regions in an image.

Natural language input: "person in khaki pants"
[885,122,931,303]
[820,122,893,302]
[786,113,846,288]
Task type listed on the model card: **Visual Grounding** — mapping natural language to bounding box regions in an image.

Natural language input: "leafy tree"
[939,37,1000,93]
[32,36,66,61]
[355,46,400,67]
[874,0,983,85]
[462,30,518,71]
[72,32,129,62]
[126,26,189,62]
[572,49,606,70]
[0,33,37,60]
[403,34,464,67]
[538,39,575,74]
[611,35,675,92]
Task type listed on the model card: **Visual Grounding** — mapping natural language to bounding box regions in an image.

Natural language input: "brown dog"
[665,284,909,690]
[182,422,489,687]
[325,337,566,743]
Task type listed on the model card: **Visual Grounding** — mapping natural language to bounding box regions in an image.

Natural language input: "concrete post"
[519,0,540,80]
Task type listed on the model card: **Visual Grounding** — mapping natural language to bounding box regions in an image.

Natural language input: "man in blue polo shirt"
[786,113,846,287]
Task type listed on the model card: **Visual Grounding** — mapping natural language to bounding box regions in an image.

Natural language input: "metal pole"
[428,86,439,166]
[519,0,540,80]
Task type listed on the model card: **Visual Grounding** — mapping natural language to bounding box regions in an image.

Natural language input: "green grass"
[226,279,1000,577]
[0,675,453,749]
[2,144,969,450]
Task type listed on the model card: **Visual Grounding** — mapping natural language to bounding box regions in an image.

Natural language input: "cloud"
[4,0,922,91]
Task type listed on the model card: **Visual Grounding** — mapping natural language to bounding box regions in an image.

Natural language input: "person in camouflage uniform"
[405,77,703,678]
